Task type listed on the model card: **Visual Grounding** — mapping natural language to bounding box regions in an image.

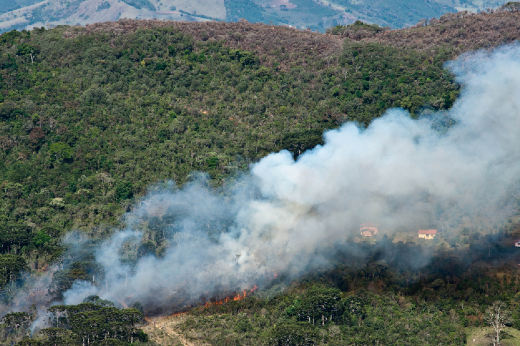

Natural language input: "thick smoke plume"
[18,45,520,316]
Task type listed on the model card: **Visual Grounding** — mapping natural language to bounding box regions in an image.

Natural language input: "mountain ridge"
[0,0,512,34]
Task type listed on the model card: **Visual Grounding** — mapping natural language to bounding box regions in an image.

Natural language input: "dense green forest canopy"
[1,13,520,345]
[0,19,461,267]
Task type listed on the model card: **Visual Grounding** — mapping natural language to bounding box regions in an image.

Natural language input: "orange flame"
[204,287,257,308]
[146,285,261,319]
[170,311,187,317]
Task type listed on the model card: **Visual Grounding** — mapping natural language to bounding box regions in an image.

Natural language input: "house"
[360,223,379,237]
[418,229,437,239]
[514,240,520,247]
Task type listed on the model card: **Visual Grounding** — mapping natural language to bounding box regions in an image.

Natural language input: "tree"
[16,339,42,346]
[485,301,512,346]
[39,327,73,345]
[271,321,317,346]
[82,295,115,307]
[115,181,133,202]
[2,312,31,336]
[287,286,344,326]
[32,231,51,247]
[28,127,45,150]
[0,255,28,287]
[131,301,144,315]
[49,142,73,163]
[49,269,90,299]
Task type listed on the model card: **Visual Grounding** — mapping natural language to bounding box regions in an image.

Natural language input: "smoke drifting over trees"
[48,44,520,316]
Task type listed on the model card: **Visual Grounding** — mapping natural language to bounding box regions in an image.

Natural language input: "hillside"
[0,18,461,262]
[1,9,520,346]
[0,0,511,34]
[339,8,520,52]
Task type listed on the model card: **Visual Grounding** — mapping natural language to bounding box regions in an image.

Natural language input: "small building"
[360,223,379,237]
[514,240,520,248]
[418,229,437,239]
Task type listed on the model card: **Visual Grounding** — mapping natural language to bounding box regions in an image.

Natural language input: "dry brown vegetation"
[362,10,520,55]
[60,8,520,70]
[63,19,343,70]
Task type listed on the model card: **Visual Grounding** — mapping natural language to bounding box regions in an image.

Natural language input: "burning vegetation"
[4,8,520,346]
[204,286,258,308]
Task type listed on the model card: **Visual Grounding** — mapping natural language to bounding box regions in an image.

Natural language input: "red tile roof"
[418,229,437,235]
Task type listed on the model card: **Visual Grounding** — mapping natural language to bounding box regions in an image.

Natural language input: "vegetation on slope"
[148,229,520,346]
[332,8,520,54]
[4,295,148,345]
[0,19,460,277]
[1,11,520,345]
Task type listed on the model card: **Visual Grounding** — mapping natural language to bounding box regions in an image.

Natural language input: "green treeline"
[2,296,147,345]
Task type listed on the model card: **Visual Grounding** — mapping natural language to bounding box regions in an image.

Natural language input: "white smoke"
[37,44,520,314]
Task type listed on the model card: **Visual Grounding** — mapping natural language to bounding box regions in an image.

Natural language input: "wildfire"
[143,284,261,320]
[170,311,188,317]
[204,285,258,308]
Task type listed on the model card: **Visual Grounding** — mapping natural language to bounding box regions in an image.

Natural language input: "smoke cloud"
[14,44,520,317]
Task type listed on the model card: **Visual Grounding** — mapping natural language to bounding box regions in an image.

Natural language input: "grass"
[143,314,198,346]
[467,327,520,346]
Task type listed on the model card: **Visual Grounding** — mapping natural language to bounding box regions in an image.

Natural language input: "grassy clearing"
[467,327,520,346]
[144,314,204,346]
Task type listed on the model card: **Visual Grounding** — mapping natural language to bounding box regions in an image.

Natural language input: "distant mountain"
[0,0,511,33]
[0,0,226,33]
[0,0,40,15]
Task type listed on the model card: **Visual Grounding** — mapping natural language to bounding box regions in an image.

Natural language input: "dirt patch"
[145,314,209,346]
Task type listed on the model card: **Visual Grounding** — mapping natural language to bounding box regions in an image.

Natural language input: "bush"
[271,321,317,346]
[32,231,51,247]
[116,181,133,202]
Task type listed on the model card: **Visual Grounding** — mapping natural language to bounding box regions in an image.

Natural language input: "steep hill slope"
[341,9,520,53]
[0,18,462,261]
[0,8,519,281]
[0,8,517,298]
[1,9,520,346]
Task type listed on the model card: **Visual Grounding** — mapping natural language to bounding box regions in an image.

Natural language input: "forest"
[1,8,520,345]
